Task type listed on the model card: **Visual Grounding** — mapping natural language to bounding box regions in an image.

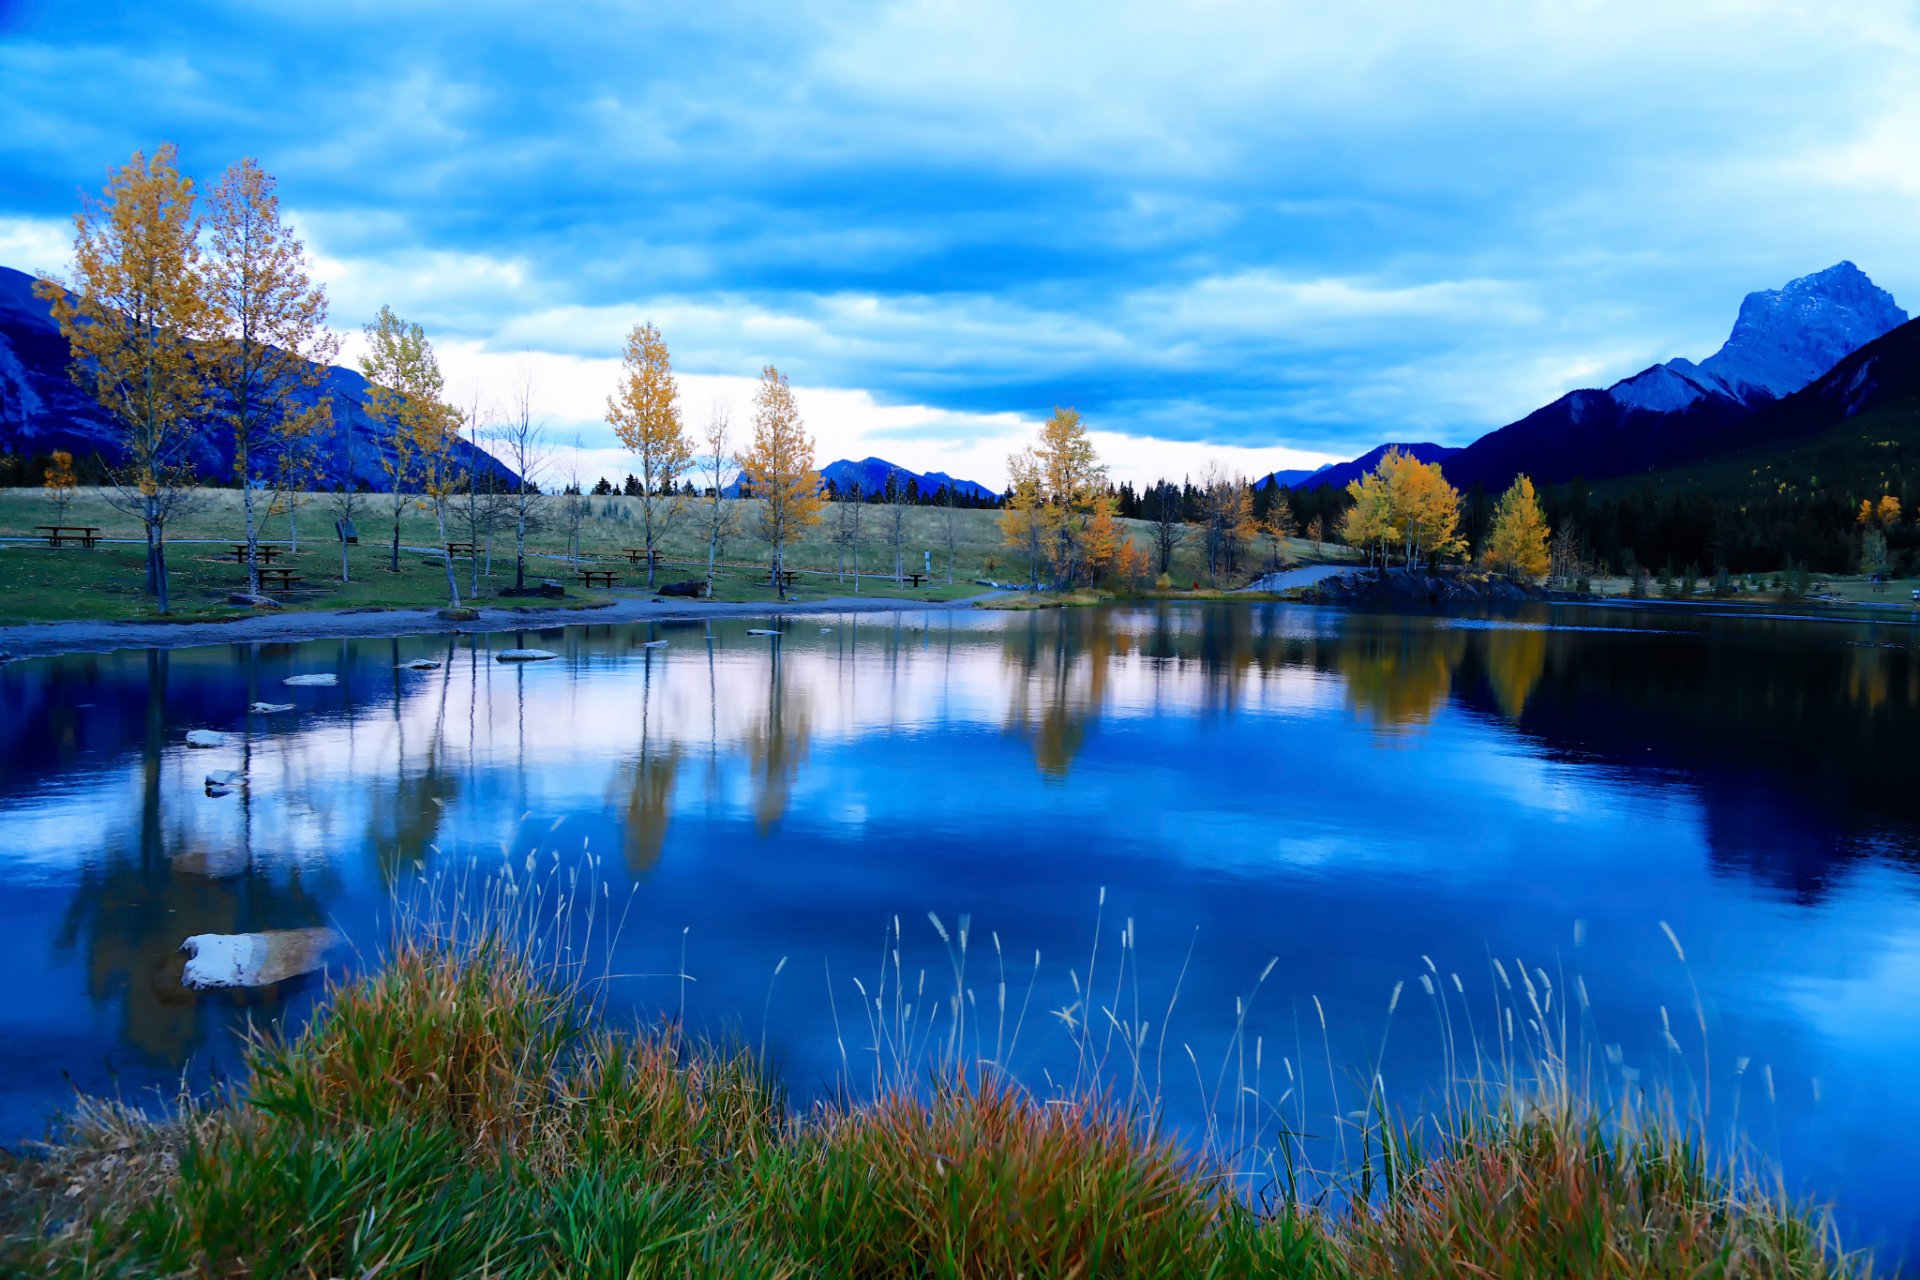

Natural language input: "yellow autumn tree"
[606,321,692,586]
[1000,445,1050,588]
[35,143,209,614]
[1381,447,1465,568]
[359,306,448,583]
[1485,473,1551,578]
[43,450,79,526]
[1340,469,1394,568]
[738,365,824,598]
[203,157,338,597]
[1035,407,1107,584]
[1082,491,1125,582]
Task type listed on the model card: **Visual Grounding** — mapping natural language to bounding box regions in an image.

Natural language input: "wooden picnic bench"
[256,566,303,591]
[577,568,620,589]
[228,543,282,564]
[622,547,664,566]
[446,541,477,557]
[903,572,929,588]
[36,525,99,548]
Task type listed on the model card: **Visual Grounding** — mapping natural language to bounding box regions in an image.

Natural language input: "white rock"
[204,769,243,789]
[180,928,337,990]
[398,659,442,670]
[249,701,295,714]
[642,639,667,648]
[747,628,781,636]
[495,649,559,662]
[184,729,227,749]
[283,673,338,687]
[820,626,833,633]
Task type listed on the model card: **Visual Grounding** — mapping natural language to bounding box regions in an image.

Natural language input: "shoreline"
[0,591,1007,660]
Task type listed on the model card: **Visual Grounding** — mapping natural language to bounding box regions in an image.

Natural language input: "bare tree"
[940,483,959,583]
[325,404,361,583]
[496,371,548,589]
[1149,479,1187,575]
[828,480,865,592]
[561,440,589,566]
[883,468,911,583]
[698,404,739,598]
[457,392,503,598]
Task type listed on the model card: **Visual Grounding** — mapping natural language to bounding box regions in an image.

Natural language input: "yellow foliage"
[606,322,693,577]
[738,365,824,594]
[1486,474,1551,578]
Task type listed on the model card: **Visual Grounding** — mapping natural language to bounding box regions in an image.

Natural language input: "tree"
[1082,491,1125,582]
[1260,503,1296,571]
[829,480,865,591]
[882,467,912,583]
[201,158,336,597]
[698,404,739,597]
[1035,407,1106,585]
[414,391,467,606]
[1340,470,1394,569]
[1486,474,1551,578]
[43,450,78,526]
[1000,446,1048,588]
[1147,479,1186,574]
[940,483,960,584]
[1381,448,1464,568]
[606,322,691,586]
[324,409,361,584]
[1198,465,1256,582]
[737,365,823,598]
[35,143,209,614]
[495,372,548,589]
[359,306,444,574]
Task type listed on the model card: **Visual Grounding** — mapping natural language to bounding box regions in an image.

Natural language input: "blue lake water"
[1,601,1917,1257]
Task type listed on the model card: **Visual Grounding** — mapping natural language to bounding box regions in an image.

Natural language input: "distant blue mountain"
[0,264,517,491]
[1256,463,1331,489]
[726,455,997,501]
[1276,444,1456,492]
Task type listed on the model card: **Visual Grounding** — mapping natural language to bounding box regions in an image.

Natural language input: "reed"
[0,877,1879,1279]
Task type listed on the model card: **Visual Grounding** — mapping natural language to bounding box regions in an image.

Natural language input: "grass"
[0,874,1876,1279]
[0,487,1338,625]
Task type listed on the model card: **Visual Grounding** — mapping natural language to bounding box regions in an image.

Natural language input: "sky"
[1,0,1916,489]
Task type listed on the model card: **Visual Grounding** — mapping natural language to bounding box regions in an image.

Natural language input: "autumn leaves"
[1339,447,1551,579]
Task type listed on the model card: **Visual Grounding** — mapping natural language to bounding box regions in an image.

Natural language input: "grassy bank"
[1,921,1870,1278]
[0,488,1337,626]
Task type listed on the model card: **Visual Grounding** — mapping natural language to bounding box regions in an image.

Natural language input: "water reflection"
[2,601,1919,1253]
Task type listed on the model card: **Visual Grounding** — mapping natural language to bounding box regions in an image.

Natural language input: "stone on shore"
[496,649,559,662]
[283,673,338,687]
[747,628,781,636]
[659,579,707,598]
[249,701,294,714]
[398,659,441,670]
[184,729,227,748]
[179,927,338,990]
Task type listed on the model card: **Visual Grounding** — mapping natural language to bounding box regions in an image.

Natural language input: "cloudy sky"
[1,1,1914,487]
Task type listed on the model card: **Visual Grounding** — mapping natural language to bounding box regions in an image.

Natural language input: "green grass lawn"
[0,487,1344,625]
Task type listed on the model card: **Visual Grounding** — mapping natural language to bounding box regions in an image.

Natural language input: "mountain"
[1256,463,1330,489]
[1287,263,1908,496]
[0,264,516,491]
[725,455,997,501]
[1275,443,1457,492]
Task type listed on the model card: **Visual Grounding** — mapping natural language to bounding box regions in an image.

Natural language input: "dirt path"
[1238,564,1356,592]
[0,591,1008,660]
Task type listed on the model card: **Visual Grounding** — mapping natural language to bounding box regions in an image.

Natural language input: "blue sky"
[2,0,1916,486]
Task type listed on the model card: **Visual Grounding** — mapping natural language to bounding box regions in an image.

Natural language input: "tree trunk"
[435,505,460,606]
[340,537,350,585]
[242,470,260,597]
[152,530,170,615]
[390,512,401,573]
[515,513,527,590]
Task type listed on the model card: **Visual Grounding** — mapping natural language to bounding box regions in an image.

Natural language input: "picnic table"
[577,568,620,589]
[903,572,929,587]
[256,566,303,592]
[36,525,99,548]
[228,543,282,564]
[446,542,477,558]
[623,548,664,566]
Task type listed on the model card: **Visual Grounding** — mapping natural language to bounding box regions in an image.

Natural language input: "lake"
[2,600,1917,1256]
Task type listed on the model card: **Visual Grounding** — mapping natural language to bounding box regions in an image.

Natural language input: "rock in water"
[184,729,227,748]
[283,673,338,687]
[249,701,294,714]
[747,628,781,636]
[398,659,442,670]
[204,769,243,789]
[496,649,559,662]
[179,928,338,990]
[642,639,667,648]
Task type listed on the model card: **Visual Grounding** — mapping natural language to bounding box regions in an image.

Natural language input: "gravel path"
[0,591,1008,660]
[1237,564,1357,592]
